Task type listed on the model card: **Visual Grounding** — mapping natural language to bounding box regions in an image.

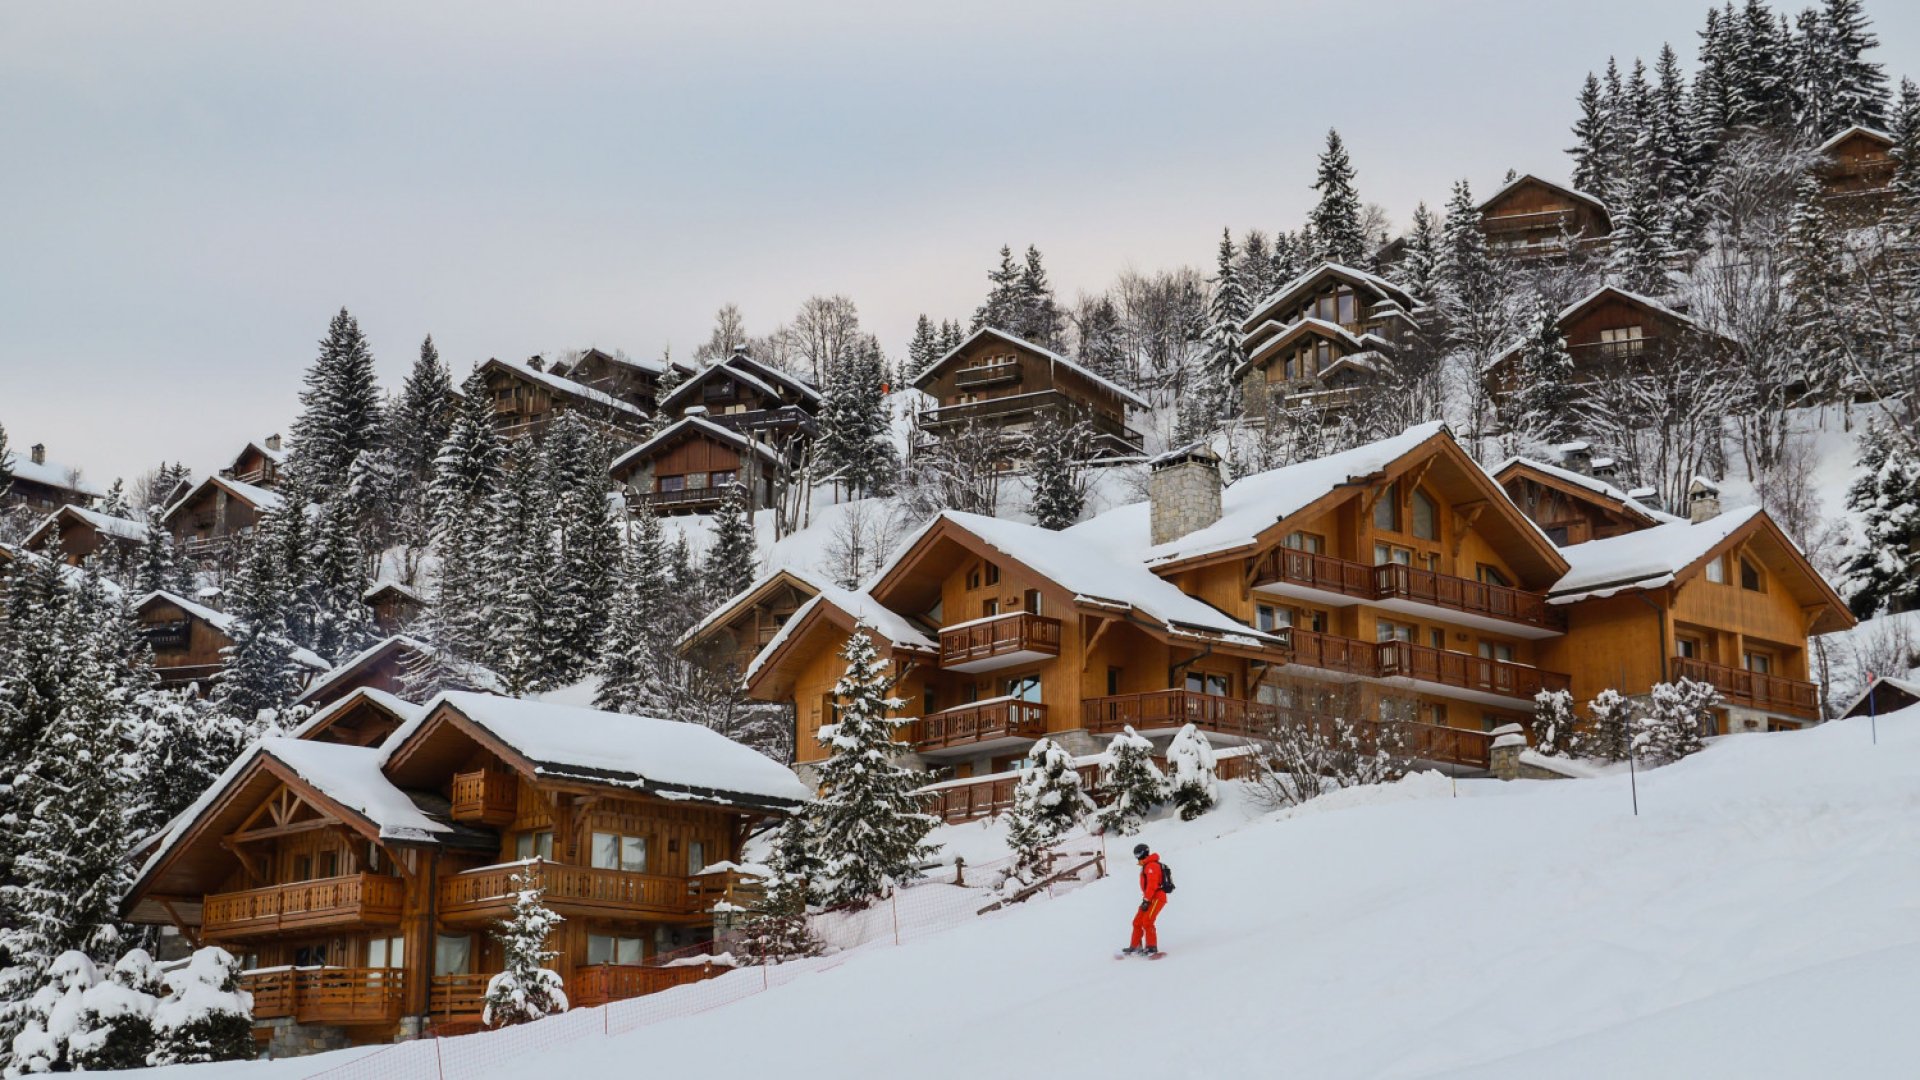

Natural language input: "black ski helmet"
[1133,843,1150,860]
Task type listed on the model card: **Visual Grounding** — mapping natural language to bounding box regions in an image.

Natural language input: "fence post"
[434,1034,446,1080]
[953,856,966,887]
[891,890,901,946]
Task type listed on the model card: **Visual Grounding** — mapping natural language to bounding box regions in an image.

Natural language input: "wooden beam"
[1402,453,1436,499]
[1451,500,1488,558]
[1081,616,1117,672]
[219,837,267,885]
[1358,483,1386,519]
[225,817,339,845]
[157,899,202,950]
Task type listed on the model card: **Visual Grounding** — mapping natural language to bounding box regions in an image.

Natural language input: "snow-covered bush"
[70,949,164,1071]
[1637,678,1718,764]
[1166,724,1219,821]
[738,815,822,965]
[147,947,253,1067]
[1245,713,1405,809]
[1094,726,1166,836]
[1006,737,1095,880]
[1586,689,1633,763]
[483,870,567,1028]
[1530,689,1579,757]
[6,951,98,1077]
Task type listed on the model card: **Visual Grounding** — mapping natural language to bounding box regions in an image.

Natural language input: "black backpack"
[1158,861,1175,893]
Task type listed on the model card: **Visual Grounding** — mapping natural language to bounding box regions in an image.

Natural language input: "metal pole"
[890,890,900,946]
[1869,673,1878,745]
[1621,665,1638,817]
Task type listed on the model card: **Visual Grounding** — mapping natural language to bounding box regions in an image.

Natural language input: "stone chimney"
[527,354,545,372]
[30,443,45,466]
[1687,476,1722,523]
[264,433,282,452]
[1149,443,1223,546]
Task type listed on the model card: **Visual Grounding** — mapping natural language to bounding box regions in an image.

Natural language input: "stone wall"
[261,1018,352,1059]
[1148,454,1223,546]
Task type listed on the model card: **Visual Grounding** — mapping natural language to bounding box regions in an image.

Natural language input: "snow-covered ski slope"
[142,710,1920,1080]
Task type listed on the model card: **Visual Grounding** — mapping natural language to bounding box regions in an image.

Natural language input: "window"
[1743,652,1772,675]
[659,475,686,493]
[1478,641,1515,663]
[435,935,473,976]
[709,470,736,488]
[591,832,648,873]
[966,566,981,589]
[1003,675,1042,702]
[1739,558,1764,592]
[1599,325,1645,358]
[1705,555,1727,584]
[1410,490,1437,541]
[1373,484,1400,532]
[588,934,645,966]
[1107,667,1121,696]
[1023,589,1042,614]
[367,936,405,968]
[1476,564,1511,588]
[1256,604,1290,633]
[687,471,709,490]
[1676,638,1699,659]
[292,854,312,881]
[1184,672,1230,696]
[515,830,554,861]
[1256,683,1294,709]
[1430,629,1446,650]
[1336,290,1357,325]
[1305,609,1329,633]
[1425,703,1449,727]
[317,851,339,878]
[981,598,999,618]
[985,562,1001,586]
[1375,620,1415,643]
[1374,542,1412,566]
[688,840,707,875]
[1283,531,1325,554]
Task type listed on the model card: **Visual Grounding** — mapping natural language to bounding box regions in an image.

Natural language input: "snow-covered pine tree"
[309,498,376,664]
[1510,297,1577,444]
[1239,229,1277,309]
[1195,227,1250,430]
[1075,296,1129,386]
[811,625,938,907]
[1165,723,1219,821]
[938,319,966,357]
[130,688,251,839]
[595,507,675,717]
[1016,245,1066,348]
[1728,0,1793,130]
[1005,737,1095,882]
[1570,71,1614,196]
[1309,130,1367,266]
[705,481,757,607]
[973,245,1024,332]
[1397,202,1442,300]
[69,948,164,1071]
[388,335,456,546]
[816,335,895,498]
[739,814,822,964]
[1692,6,1735,144]
[1437,178,1515,447]
[415,370,508,691]
[1821,0,1890,133]
[289,307,385,496]
[907,314,940,380]
[130,507,191,596]
[210,531,304,729]
[1891,78,1920,214]
[1530,688,1579,757]
[1842,420,1920,617]
[1649,43,1702,252]
[1638,678,1717,763]
[1024,409,1090,530]
[5,951,97,1077]
[1609,165,1677,295]
[483,870,567,1028]
[542,416,620,682]
[486,445,559,695]
[1271,229,1306,286]
[146,948,253,1067]
[1585,688,1634,762]
[1095,726,1166,836]
[1792,7,1841,141]
[0,420,13,506]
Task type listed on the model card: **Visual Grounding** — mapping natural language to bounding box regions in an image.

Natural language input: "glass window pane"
[390,937,404,968]
[592,833,619,870]
[1373,484,1398,531]
[368,939,387,968]
[1411,491,1437,540]
[688,841,706,875]
[435,935,471,975]
[617,938,645,965]
[622,836,647,872]
[587,934,613,965]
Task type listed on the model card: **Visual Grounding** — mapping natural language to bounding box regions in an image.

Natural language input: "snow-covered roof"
[287,686,424,741]
[559,346,688,380]
[658,353,822,414]
[264,738,449,841]
[1837,675,1920,718]
[744,580,939,682]
[915,326,1150,411]
[1475,173,1611,217]
[411,691,812,808]
[6,451,104,498]
[25,504,151,547]
[158,474,285,525]
[362,580,425,603]
[136,590,332,672]
[609,415,786,478]
[1489,456,1681,525]
[229,438,287,469]
[1486,285,1706,371]
[1547,506,1763,602]
[291,633,504,705]
[1816,124,1894,153]
[1240,261,1419,333]
[484,357,651,420]
[680,564,832,650]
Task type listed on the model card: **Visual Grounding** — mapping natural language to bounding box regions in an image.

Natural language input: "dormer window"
[1740,558,1764,592]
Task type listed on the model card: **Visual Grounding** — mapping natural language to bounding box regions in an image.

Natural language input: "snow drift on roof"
[264,738,449,841]
[916,326,1150,411]
[287,686,424,741]
[1489,456,1681,525]
[292,634,504,704]
[6,453,104,498]
[1240,261,1417,331]
[137,590,331,672]
[28,505,151,546]
[743,579,939,682]
[490,358,650,419]
[1548,506,1762,602]
[610,415,786,477]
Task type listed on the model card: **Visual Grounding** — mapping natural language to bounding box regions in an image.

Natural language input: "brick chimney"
[264,433,282,452]
[1687,476,1722,523]
[30,443,45,466]
[1149,443,1223,546]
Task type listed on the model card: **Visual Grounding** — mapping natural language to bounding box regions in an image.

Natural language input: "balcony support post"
[1081,615,1116,672]
[156,897,202,949]
[1450,500,1487,558]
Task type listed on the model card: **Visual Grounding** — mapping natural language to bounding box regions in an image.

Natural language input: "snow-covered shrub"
[1530,689,1579,757]
[69,949,164,1071]
[1637,678,1719,764]
[483,870,567,1028]
[1245,713,1405,809]
[1094,726,1166,836]
[6,951,98,1077]
[1006,737,1095,881]
[1586,689,1633,763]
[1166,724,1219,821]
[147,947,253,1066]
[738,816,822,965]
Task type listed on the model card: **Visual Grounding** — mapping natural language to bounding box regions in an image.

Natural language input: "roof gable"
[608,415,786,481]
[25,504,151,549]
[480,358,651,420]
[1240,262,1419,333]
[159,474,284,526]
[912,326,1150,410]
[659,354,822,414]
[1476,173,1611,219]
[679,565,830,652]
[1817,124,1894,154]
[1491,457,1676,530]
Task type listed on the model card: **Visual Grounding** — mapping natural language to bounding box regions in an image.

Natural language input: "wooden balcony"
[1286,628,1381,677]
[1258,551,1563,634]
[921,764,1101,823]
[1672,657,1819,720]
[1260,550,1375,601]
[938,611,1062,672]
[709,405,817,436]
[429,973,491,1020]
[203,874,404,940]
[917,390,1144,456]
[242,968,406,1026]
[567,963,721,1008]
[906,697,1049,754]
[630,483,740,513]
[1082,689,1278,739]
[449,769,518,827]
[1375,639,1571,700]
[438,861,753,923]
[954,360,1022,389]
[180,534,239,558]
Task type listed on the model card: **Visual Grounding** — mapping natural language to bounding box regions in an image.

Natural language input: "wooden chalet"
[293,635,503,713]
[3,443,101,515]
[1841,676,1920,720]
[1236,262,1423,420]
[911,326,1148,460]
[1493,456,1677,546]
[135,590,331,692]
[679,566,829,673]
[478,357,653,446]
[223,436,287,489]
[1815,125,1897,218]
[1483,285,1733,404]
[609,413,787,515]
[362,581,426,635]
[121,692,809,1051]
[547,348,693,415]
[289,687,423,747]
[161,475,284,563]
[656,352,823,446]
[24,504,151,566]
[1476,174,1612,260]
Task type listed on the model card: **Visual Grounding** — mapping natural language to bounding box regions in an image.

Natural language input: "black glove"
[1139,900,1150,912]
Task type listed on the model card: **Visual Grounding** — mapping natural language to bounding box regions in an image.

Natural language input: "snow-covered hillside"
[136,708,1920,1080]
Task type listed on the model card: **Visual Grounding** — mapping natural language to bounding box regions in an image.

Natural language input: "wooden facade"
[3,444,101,515]
[1494,458,1670,546]
[1236,263,1423,419]
[122,696,803,1048]
[609,414,784,515]
[362,581,426,635]
[478,358,653,446]
[548,347,691,415]
[23,504,148,566]
[658,352,823,443]
[1476,175,1611,260]
[1484,286,1732,406]
[293,635,496,712]
[134,591,329,693]
[161,475,281,563]
[680,567,827,673]
[1816,126,1897,218]
[912,326,1147,459]
[222,437,287,489]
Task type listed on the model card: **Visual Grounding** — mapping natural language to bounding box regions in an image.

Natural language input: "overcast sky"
[4,0,1917,488]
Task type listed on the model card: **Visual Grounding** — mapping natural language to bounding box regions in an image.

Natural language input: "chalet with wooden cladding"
[1476,174,1612,260]
[478,357,653,446]
[743,422,1856,814]
[1493,456,1677,547]
[1236,263,1423,419]
[222,435,287,489]
[3,443,101,514]
[1841,676,1920,720]
[1815,125,1897,216]
[680,566,830,673]
[656,351,823,445]
[24,504,151,566]
[1483,285,1733,403]
[136,591,331,692]
[547,347,692,415]
[609,413,788,515]
[293,635,503,712]
[362,581,426,635]
[289,687,422,747]
[912,327,1148,459]
[122,691,808,1052]
[161,475,284,562]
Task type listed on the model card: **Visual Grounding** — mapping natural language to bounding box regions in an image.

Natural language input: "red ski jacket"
[1138,853,1165,899]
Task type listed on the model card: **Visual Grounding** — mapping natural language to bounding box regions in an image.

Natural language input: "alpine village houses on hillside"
[912,327,1150,460]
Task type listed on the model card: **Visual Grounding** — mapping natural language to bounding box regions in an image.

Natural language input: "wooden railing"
[687,868,767,912]
[438,861,711,919]
[204,874,404,938]
[243,968,406,1025]
[937,611,1062,668]
[1287,629,1382,676]
[1082,690,1278,739]
[449,769,518,826]
[917,390,1144,453]
[905,699,1049,752]
[429,973,492,1019]
[567,963,719,1008]
[1266,549,1376,600]
[630,483,738,511]
[1672,657,1819,720]
[954,361,1022,388]
[1376,640,1571,698]
[710,405,816,435]
[922,764,1102,823]
[1260,550,1562,631]
[180,534,238,558]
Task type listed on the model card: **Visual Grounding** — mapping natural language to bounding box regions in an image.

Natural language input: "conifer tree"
[1165,723,1218,821]
[486,449,558,695]
[131,508,191,596]
[1309,130,1367,265]
[705,481,758,608]
[1793,7,1841,140]
[810,626,938,907]
[0,545,77,893]
[387,335,456,546]
[0,420,12,506]
[1075,297,1129,385]
[129,688,250,839]
[70,948,164,1071]
[1024,409,1090,530]
[1586,688,1634,763]
[419,370,507,684]
[1094,726,1166,836]
[938,319,966,357]
[595,508,674,716]
[210,530,304,729]
[1786,174,1857,401]
[1005,737,1095,881]
[1887,78,1920,214]
[483,871,567,1028]
[739,813,822,963]
[542,416,620,681]
[1637,679,1717,762]
[1571,72,1614,196]
[973,245,1024,332]
[1692,6,1735,143]
[6,951,98,1075]
[1397,202,1442,299]
[1239,229,1276,308]
[1842,421,1920,617]
[308,498,376,664]
[146,948,253,1066]
[907,314,940,379]
[1608,165,1676,295]
[1511,297,1577,443]
[1530,689,1579,757]
[289,307,384,495]
[1822,0,1890,133]
[816,336,895,498]
[1016,245,1065,348]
